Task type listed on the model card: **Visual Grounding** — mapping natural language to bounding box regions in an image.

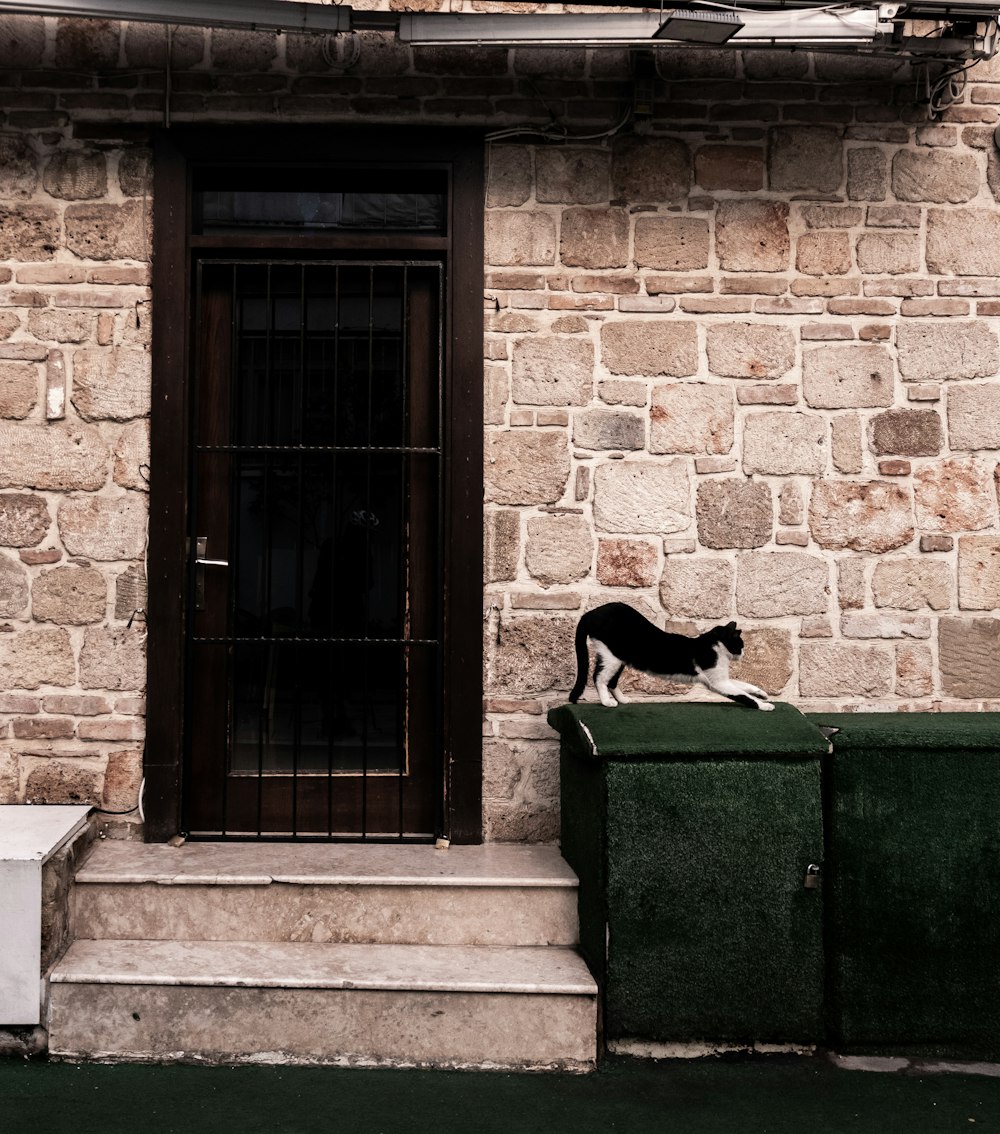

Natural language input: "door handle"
[194,536,228,611]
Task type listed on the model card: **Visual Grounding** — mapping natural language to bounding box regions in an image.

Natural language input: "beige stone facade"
[1,13,1000,840]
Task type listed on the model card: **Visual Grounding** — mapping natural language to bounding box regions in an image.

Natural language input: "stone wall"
[1,13,999,840]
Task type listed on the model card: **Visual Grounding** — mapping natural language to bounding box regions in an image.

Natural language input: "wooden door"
[185,260,443,837]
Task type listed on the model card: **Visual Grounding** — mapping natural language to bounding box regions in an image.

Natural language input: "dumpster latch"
[803,863,822,890]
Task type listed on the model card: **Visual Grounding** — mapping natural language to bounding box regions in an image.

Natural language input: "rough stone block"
[593,459,690,534]
[512,337,593,406]
[958,535,1000,610]
[694,145,764,191]
[32,565,106,624]
[210,27,278,69]
[659,557,733,620]
[560,208,629,269]
[869,409,942,456]
[841,613,931,639]
[572,408,643,451]
[112,419,150,491]
[802,344,893,408]
[0,205,59,261]
[118,148,153,197]
[779,482,804,526]
[0,493,50,547]
[831,414,864,474]
[798,641,893,698]
[716,201,790,272]
[743,411,826,475]
[0,552,28,616]
[891,149,980,203]
[947,383,1000,449]
[601,320,697,377]
[872,559,950,610]
[102,749,143,813]
[57,495,148,561]
[485,509,520,583]
[485,212,556,267]
[811,481,913,552]
[634,217,709,272]
[649,384,733,455]
[0,362,37,419]
[486,146,532,207]
[611,137,690,203]
[736,551,829,618]
[596,538,658,588]
[847,147,887,201]
[926,208,1000,276]
[71,347,151,421]
[597,379,646,407]
[525,515,592,586]
[65,201,151,262]
[79,627,146,691]
[939,617,1000,698]
[485,431,569,506]
[796,232,851,277]
[731,628,793,696]
[895,642,933,698]
[705,322,795,379]
[0,423,107,491]
[27,310,93,344]
[914,457,995,533]
[42,151,107,200]
[490,615,575,697]
[768,126,843,192]
[855,233,920,275]
[0,132,39,199]
[696,479,772,549]
[24,760,100,807]
[897,323,999,382]
[837,558,866,610]
[535,148,609,204]
[0,628,75,690]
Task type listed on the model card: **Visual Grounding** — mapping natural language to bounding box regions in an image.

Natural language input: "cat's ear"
[724,621,737,632]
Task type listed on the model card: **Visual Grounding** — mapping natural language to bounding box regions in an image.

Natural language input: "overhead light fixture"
[0,0,351,33]
[653,9,746,43]
[397,8,887,47]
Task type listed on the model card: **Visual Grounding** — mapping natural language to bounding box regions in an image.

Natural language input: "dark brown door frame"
[145,127,484,843]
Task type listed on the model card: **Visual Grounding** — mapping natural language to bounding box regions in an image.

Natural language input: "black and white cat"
[569,602,773,711]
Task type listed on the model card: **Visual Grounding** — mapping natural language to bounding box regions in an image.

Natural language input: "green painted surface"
[548,701,829,762]
[808,713,1000,1059]
[551,702,827,1045]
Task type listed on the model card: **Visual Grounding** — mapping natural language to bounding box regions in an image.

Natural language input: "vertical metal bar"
[260,263,274,836]
[434,262,446,840]
[291,264,306,838]
[224,262,240,838]
[398,265,409,840]
[186,259,205,839]
[326,265,340,838]
[360,264,374,838]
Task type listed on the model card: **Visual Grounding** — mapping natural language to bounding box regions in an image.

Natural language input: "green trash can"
[549,701,829,1047]
[809,712,1000,1060]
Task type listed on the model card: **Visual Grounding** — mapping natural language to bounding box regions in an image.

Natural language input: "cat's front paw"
[756,700,775,711]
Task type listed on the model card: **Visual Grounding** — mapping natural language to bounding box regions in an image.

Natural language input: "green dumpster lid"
[547,701,829,761]
[805,712,1000,751]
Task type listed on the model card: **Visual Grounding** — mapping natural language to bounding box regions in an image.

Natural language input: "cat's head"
[712,621,744,659]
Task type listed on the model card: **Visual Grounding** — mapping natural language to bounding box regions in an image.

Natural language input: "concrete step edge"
[51,939,599,997]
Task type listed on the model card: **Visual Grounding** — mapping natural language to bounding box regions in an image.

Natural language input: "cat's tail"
[568,613,590,703]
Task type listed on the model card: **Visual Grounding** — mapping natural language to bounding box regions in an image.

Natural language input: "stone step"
[72,842,580,947]
[48,938,598,1070]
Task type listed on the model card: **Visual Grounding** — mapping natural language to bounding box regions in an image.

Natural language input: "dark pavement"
[3,1054,1000,1134]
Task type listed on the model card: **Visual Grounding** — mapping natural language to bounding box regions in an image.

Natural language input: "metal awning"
[0,0,996,59]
